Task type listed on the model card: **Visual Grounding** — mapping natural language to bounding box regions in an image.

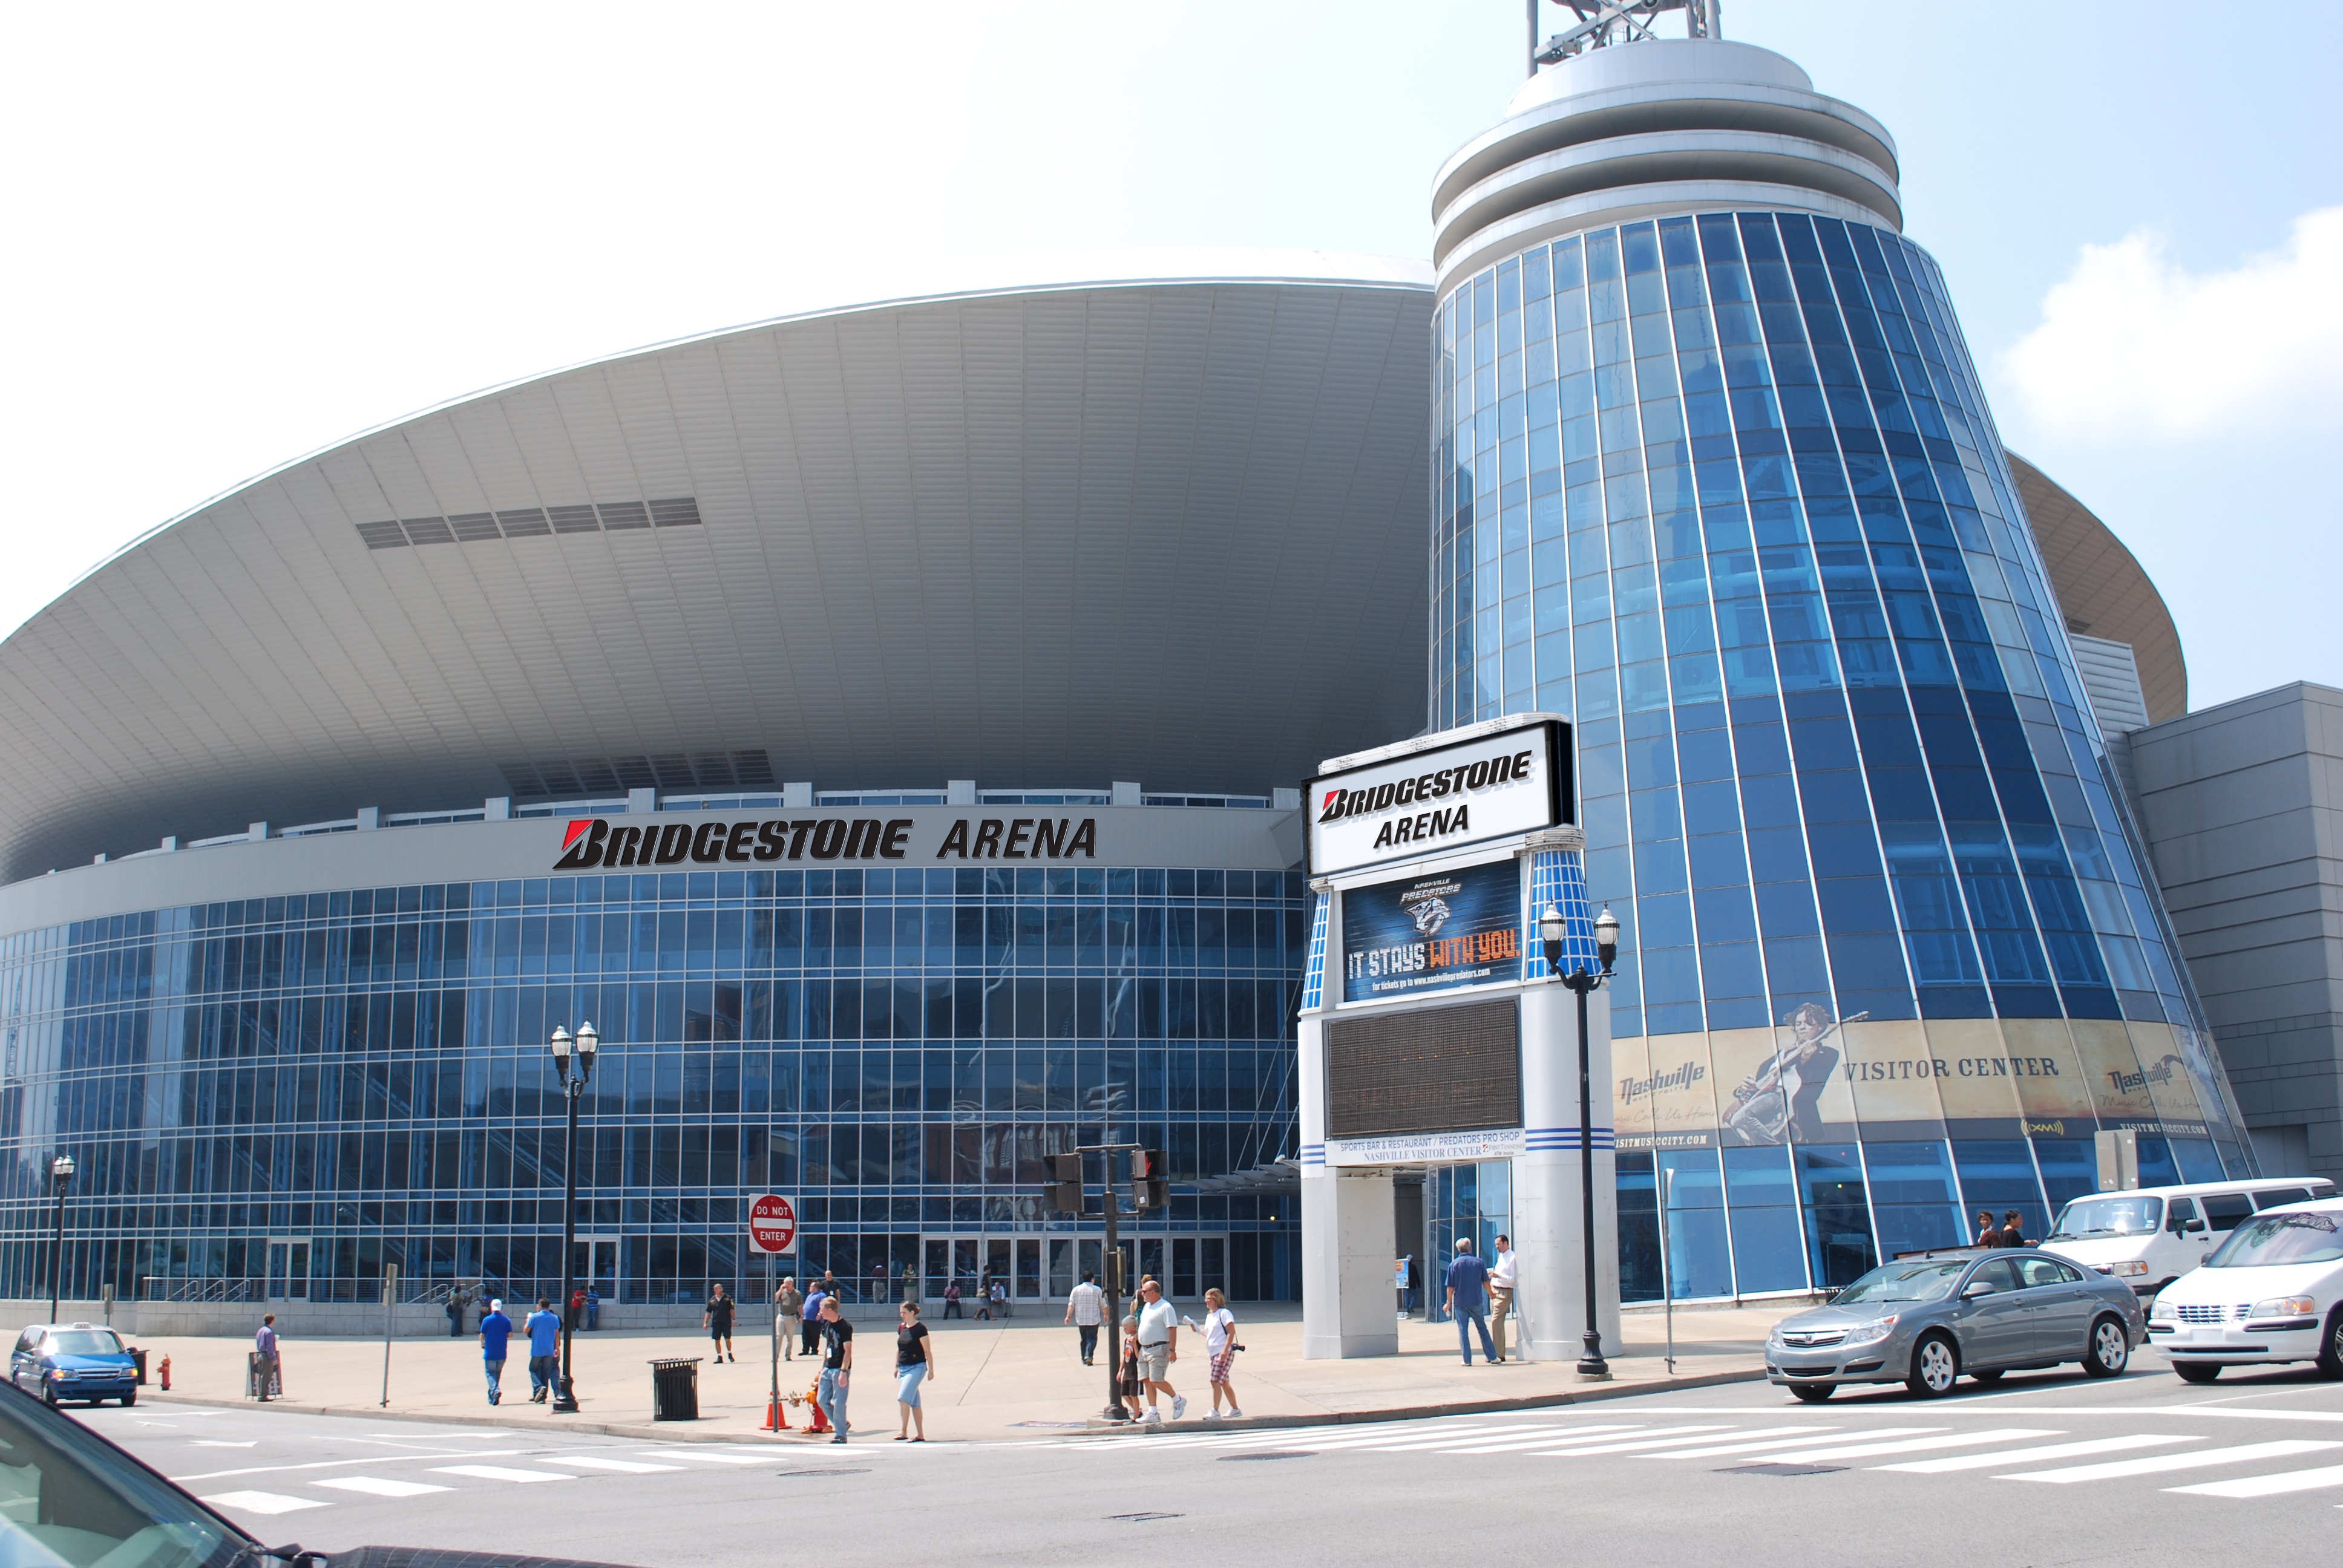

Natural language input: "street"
[82,1351,2343,1567]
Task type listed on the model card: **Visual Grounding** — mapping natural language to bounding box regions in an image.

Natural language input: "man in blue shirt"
[478,1298,513,1406]
[524,1298,562,1403]
[1444,1239,1497,1367]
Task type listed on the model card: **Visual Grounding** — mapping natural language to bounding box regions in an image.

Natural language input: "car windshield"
[0,1387,246,1568]
[1830,1260,1971,1304]
[2048,1195,2164,1240]
[39,1333,123,1358]
[2207,1211,2343,1269]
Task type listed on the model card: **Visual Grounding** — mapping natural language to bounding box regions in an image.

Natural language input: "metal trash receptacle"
[648,1357,700,1421]
[130,1348,147,1385]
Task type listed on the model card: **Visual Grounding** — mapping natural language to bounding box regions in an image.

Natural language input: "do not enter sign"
[748,1194,798,1255]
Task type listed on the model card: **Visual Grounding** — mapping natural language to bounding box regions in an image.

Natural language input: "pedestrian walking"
[1115,1315,1146,1420]
[1190,1288,1242,1418]
[816,1296,854,1443]
[252,1314,281,1402]
[1487,1233,1518,1365]
[1974,1209,1999,1247]
[524,1298,560,1403]
[893,1299,936,1442]
[585,1285,600,1331]
[479,1298,513,1406]
[1134,1276,1186,1422]
[1997,1210,2027,1249]
[705,1282,737,1363]
[444,1284,471,1339]
[942,1278,963,1319]
[1445,1239,1496,1367]
[1064,1269,1106,1365]
[801,1280,827,1357]
[974,1282,993,1322]
[773,1276,803,1361]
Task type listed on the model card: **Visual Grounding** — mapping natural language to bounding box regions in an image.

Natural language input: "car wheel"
[1789,1383,1833,1403]
[1969,1368,2005,1386]
[1906,1332,1960,1398]
[2314,1307,2343,1380]
[2082,1315,2131,1377]
[41,1383,56,1408]
[2173,1361,2222,1384]
[120,1391,136,1407]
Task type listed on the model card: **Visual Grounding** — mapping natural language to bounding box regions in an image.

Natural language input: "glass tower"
[1426,36,2253,1299]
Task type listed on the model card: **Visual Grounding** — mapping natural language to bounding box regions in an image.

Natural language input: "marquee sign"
[552,814,1100,869]
[1305,720,1569,877]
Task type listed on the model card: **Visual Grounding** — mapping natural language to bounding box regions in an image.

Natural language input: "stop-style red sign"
[748,1194,798,1255]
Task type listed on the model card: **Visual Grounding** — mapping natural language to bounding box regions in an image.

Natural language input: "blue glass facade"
[1430,211,2254,1297]
[0,863,1307,1304]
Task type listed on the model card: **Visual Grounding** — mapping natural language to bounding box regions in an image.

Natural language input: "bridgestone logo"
[1316,750,1533,825]
[553,817,912,869]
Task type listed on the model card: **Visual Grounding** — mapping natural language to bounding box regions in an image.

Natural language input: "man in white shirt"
[1488,1233,1519,1365]
[1134,1278,1187,1421]
[1064,1270,1107,1365]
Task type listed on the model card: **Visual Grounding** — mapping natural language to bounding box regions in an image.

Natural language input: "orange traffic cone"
[764,1391,790,1431]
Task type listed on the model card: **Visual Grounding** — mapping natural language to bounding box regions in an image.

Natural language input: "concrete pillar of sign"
[1297,1008,1398,1359]
[1516,976,1620,1364]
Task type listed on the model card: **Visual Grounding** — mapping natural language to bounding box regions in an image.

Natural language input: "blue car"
[10,1323,138,1407]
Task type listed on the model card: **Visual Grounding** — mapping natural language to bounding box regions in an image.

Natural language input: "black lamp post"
[48,1154,74,1324]
[1540,901,1619,1377]
[548,1022,599,1414]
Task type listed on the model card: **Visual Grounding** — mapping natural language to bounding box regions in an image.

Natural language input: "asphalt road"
[78,1352,2343,1568]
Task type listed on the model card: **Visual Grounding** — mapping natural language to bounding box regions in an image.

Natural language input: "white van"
[2040,1177,2337,1297]
[2146,1197,2343,1382]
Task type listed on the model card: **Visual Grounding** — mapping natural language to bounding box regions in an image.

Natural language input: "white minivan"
[2146,1197,2343,1382]
[2040,1177,2336,1298]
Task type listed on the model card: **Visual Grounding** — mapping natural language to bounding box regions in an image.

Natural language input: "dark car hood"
[45,1354,133,1372]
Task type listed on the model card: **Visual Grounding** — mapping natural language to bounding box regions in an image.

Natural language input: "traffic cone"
[159,1356,171,1391]
[764,1391,789,1431]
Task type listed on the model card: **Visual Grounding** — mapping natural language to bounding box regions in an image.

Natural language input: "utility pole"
[1059,1142,1155,1423]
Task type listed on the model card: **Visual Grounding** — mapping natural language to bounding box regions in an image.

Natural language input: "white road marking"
[1879,1435,2198,1473]
[1649,1426,1943,1459]
[199,1491,327,1515]
[314,1477,453,1498]
[191,1441,256,1448]
[540,1455,687,1474]
[1538,1427,1785,1457]
[1720,1429,2060,1464]
[430,1464,574,1483]
[654,1449,775,1465]
[2167,1463,2343,1499]
[2004,1440,2343,1483]
[1427,1426,1656,1454]
[172,1449,528,1483]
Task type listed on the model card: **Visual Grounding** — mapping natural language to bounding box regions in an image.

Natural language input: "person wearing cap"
[1444,1238,1496,1367]
[478,1297,514,1406]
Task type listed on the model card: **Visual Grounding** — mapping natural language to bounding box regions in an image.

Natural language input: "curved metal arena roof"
[2007,451,2187,725]
[0,260,1435,883]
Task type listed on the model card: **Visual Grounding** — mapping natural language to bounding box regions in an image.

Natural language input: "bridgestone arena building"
[0,33,2264,1319]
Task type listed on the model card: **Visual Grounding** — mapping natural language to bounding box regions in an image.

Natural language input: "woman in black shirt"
[894,1300,939,1442]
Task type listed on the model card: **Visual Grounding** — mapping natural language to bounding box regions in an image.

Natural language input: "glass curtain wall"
[1432,212,2255,1300]
[0,864,1307,1304]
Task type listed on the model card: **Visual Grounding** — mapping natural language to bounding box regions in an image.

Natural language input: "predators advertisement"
[1339,859,1522,1005]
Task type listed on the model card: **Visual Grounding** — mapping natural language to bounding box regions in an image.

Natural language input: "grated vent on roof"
[359,497,700,549]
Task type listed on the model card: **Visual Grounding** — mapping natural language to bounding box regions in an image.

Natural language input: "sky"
[1,1,2335,712]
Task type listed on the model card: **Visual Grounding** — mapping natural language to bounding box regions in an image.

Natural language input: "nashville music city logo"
[1316,747,1537,852]
[552,814,1098,870]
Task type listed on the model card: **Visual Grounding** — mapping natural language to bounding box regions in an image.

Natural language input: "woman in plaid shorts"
[1198,1288,1241,1419]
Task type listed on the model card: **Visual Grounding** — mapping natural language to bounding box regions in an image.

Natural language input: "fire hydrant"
[159,1356,171,1391]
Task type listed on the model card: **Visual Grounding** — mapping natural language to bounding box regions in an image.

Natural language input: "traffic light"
[1130,1148,1169,1210]
[1045,1152,1084,1215]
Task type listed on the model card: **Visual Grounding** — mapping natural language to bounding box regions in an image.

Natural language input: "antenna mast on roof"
[1530,0,1717,76]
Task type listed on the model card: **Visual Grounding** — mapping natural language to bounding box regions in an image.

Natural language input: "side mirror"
[1961,1280,1997,1300]
[2184,1218,2206,1233]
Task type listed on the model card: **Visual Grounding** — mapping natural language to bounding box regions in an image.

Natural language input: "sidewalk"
[131,1299,1791,1443]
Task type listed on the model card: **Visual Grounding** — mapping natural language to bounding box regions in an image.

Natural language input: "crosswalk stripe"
[1536,1427,1778,1457]
[313,1477,453,1498]
[1357,1425,1654,1453]
[1879,1435,2198,1474]
[2004,1440,2343,1483]
[1648,1426,1943,1460]
[1433,1426,1655,1454]
[1717,1429,2059,1465]
[198,1491,327,1515]
[656,1449,775,1465]
[430,1465,574,1484]
[1214,1424,1535,1452]
[2166,1463,2343,1499]
[539,1455,687,1474]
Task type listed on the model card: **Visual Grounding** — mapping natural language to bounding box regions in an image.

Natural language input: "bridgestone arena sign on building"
[553,815,1101,869]
[1305,720,1570,876]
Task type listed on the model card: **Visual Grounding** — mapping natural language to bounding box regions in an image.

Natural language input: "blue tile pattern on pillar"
[1523,846,1599,979]
[1299,888,1331,1011]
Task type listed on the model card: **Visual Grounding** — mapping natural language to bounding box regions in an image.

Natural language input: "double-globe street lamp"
[1539,902,1620,1377]
[48,1154,74,1325]
[548,1022,600,1414]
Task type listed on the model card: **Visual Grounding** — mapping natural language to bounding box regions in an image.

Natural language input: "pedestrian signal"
[1131,1148,1169,1209]
[1045,1152,1084,1215]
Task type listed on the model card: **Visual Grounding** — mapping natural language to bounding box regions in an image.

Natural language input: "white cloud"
[1998,206,2343,439]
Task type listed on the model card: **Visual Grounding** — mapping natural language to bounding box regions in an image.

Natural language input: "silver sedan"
[1765,1247,2148,1401]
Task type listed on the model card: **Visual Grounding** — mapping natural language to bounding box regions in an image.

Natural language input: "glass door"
[264,1238,310,1301]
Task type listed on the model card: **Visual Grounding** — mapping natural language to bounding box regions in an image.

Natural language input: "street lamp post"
[548,1022,599,1414]
[1539,903,1619,1377]
[48,1154,74,1325]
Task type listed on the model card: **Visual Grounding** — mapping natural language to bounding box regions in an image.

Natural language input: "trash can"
[648,1357,700,1421]
[129,1348,147,1386]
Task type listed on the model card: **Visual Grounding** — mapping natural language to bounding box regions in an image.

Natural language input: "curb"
[1080,1363,1769,1436]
